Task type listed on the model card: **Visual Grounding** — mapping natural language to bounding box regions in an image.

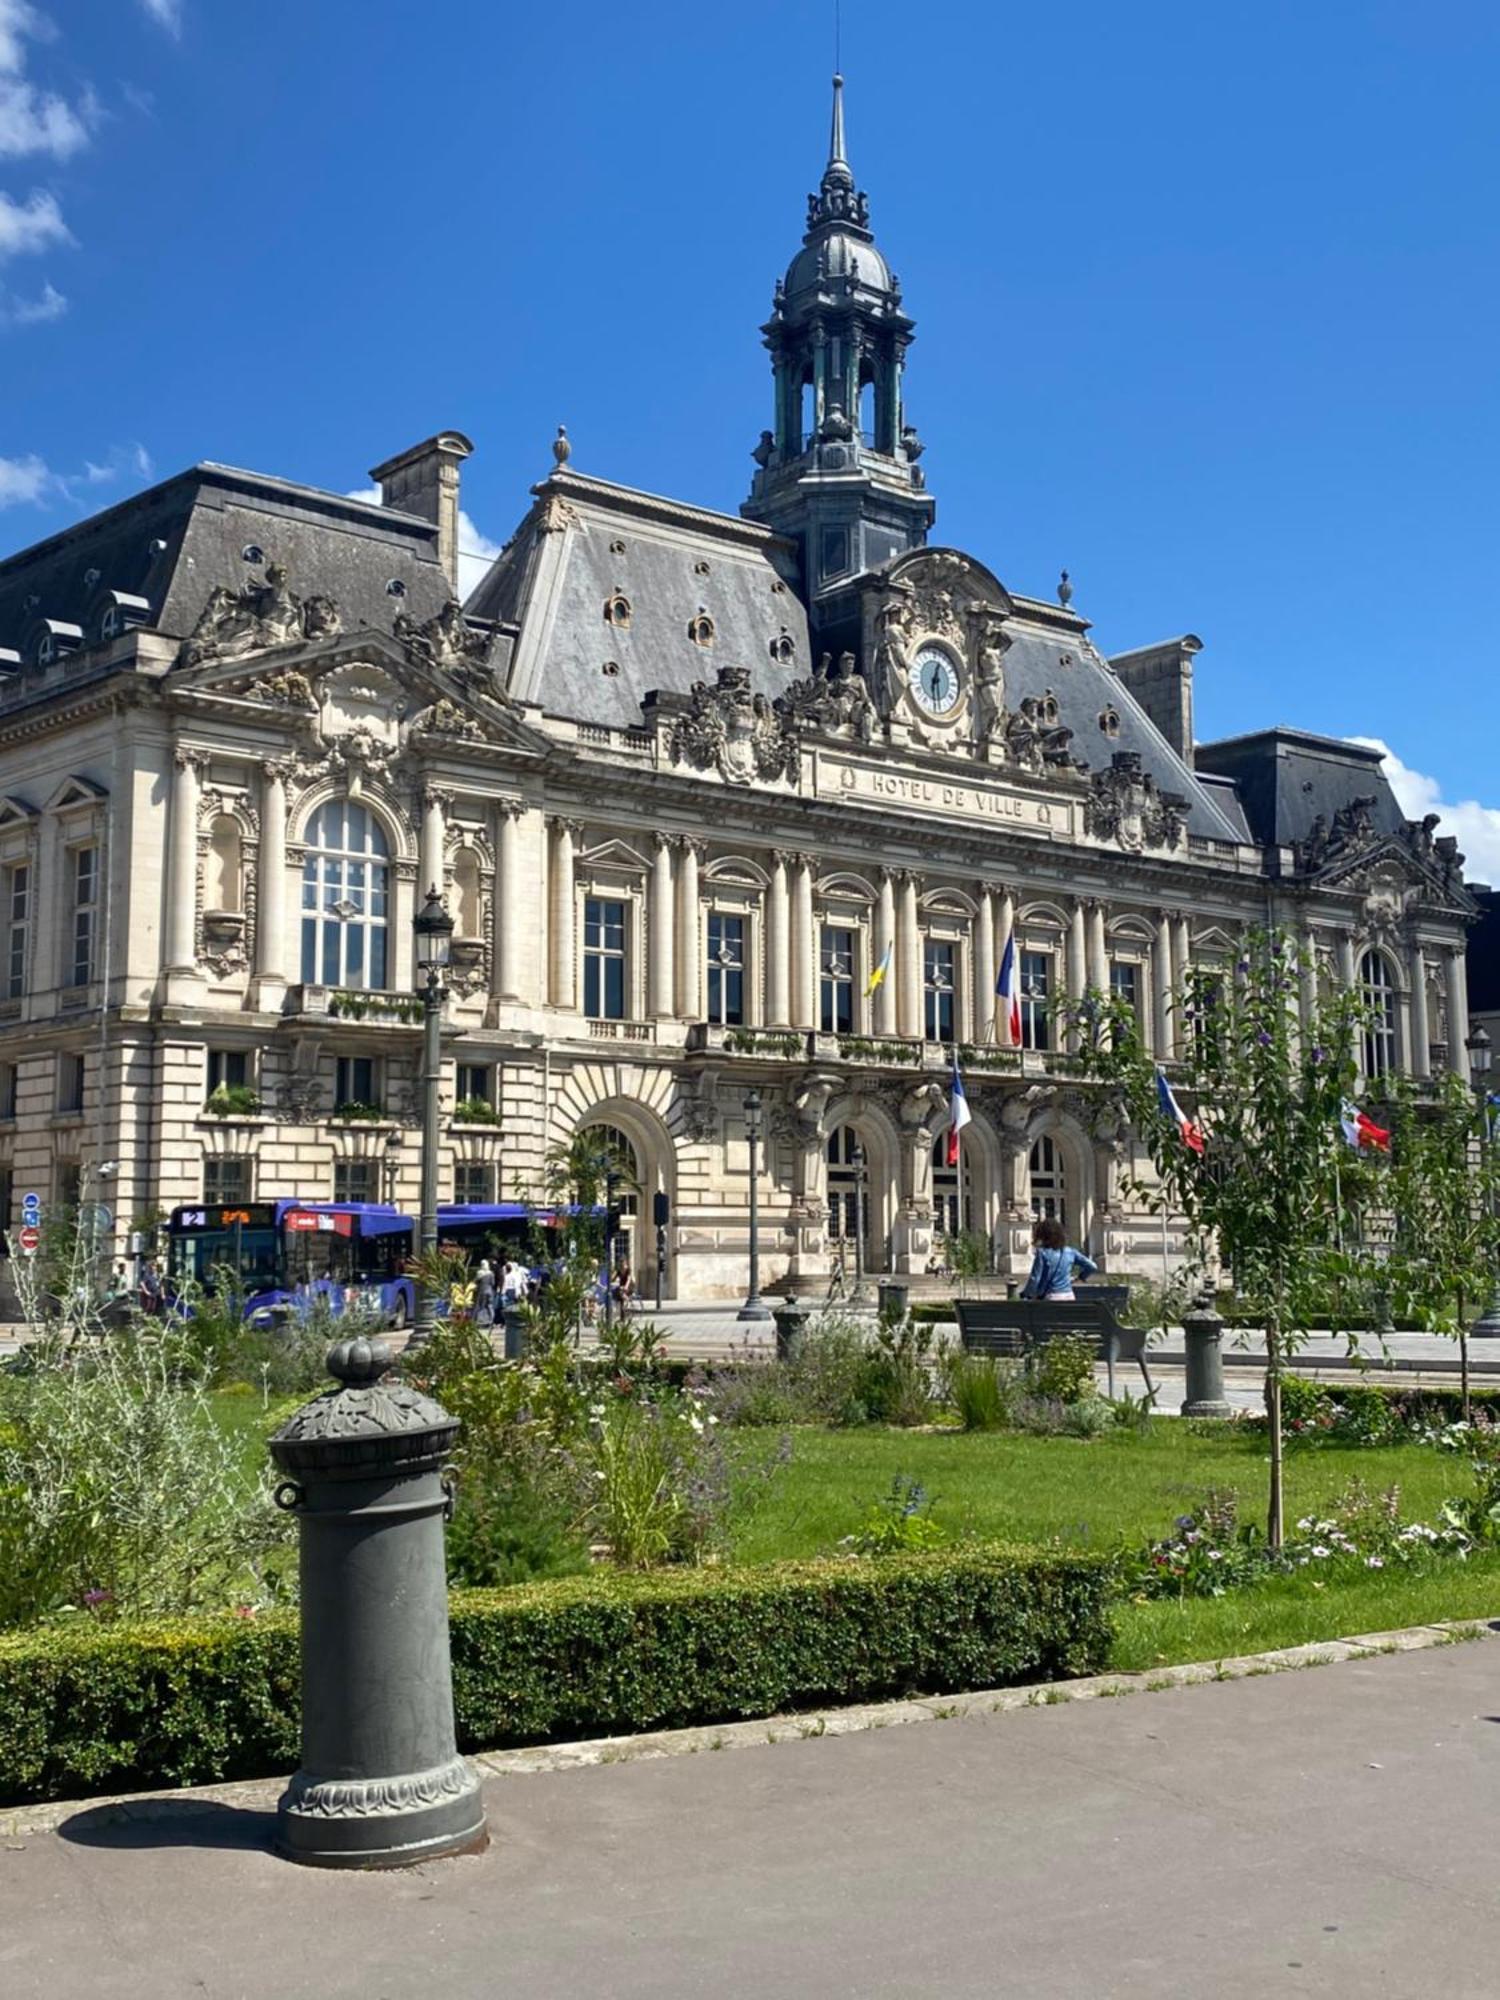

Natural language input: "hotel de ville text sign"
[813,750,1072,839]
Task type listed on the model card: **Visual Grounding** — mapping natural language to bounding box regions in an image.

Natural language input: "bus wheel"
[389,1296,409,1331]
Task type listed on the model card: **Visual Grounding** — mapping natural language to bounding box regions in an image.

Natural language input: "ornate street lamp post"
[738,1087,771,1322]
[408,885,453,1353]
[1465,1027,1500,1338]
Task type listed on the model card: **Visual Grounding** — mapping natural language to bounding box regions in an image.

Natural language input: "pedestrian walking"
[474,1257,496,1329]
[1020,1216,1098,1301]
[138,1258,165,1316]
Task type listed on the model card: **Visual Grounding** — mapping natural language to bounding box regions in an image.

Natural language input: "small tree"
[1072,929,1364,1546]
[1380,1072,1500,1419]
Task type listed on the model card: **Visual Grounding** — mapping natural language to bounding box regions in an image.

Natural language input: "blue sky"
[3,1,1499,868]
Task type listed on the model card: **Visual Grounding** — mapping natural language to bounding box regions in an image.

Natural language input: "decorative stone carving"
[277,1073,323,1124]
[667,665,800,786]
[676,1088,719,1144]
[245,667,317,708]
[873,589,916,700]
[970,609,1010,753]
[776,651,876,743]
[537,493,578,535]
[1299,799,1468,901]
[785,1069,842,1143]
[901,549,970,648]
[179,564,330,667]
[1084,751,1187,853]
[410,696,484,741]
[1004,691,1078,775]
[393,600,510,704]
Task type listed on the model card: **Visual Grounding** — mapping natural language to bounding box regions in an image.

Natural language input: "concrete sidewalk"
[5,1641,1500,1999]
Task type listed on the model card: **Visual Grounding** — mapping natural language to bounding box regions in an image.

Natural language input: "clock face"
[907,644,962,718]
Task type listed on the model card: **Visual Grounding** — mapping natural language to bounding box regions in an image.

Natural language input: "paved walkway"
[4,1641,1499,1997]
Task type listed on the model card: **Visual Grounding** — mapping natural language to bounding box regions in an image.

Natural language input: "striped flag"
[865,939,893,997]
[1340,1100,1390,1152]
[996,934,1022,1047]
[1155,1067,1205,1155]
[947,1057,971,1166]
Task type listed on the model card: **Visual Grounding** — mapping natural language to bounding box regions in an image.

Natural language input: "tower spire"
[828,73,849,181]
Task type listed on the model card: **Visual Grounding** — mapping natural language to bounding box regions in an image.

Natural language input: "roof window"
[604,592,632,630]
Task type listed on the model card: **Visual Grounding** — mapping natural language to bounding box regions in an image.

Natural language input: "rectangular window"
[57,1160,82,1208]
[820,925,856,1035]
[69,845,98,989]
[456,1062,493,1108]
[0,1167,12,1236]
[57,1051,85,1113]
[1108,959,1141,1028]
[334,1055,378,1112]
[207,1049,250,1097]
[924,940,956,1043]
[583,898,628,1019]
[0,1061,16,1120]
[707,912,745,1026]
[1020,950,1052,1052]
[3,862,28,1000]
[454,1162,496,1204]
[333,1161,377,1203]
[204,1157,252,1204]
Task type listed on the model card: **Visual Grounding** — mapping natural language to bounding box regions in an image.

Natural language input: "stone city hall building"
[0,83,1476,1297]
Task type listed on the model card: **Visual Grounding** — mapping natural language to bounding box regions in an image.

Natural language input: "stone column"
[494,801,524,1003]
[649,833,676,1020]
[1152,911,1173,1058]
[1087,899,1109,996]
[167,747,204,975]
[548,817,579,1010]
[418,785,448,901]
[874,868,897,1036]
[1409,945,1430,1081]
[1447,945,1469,1075]
[897,869,921,1040]
[1065,900,1086,1047]
[974,888,996,1045]
[675,836,701,1020]
[767,851,791,1028]
[791,853,815,1029]
[996,888,1016,1044]
[255,759,289,1005]
[1335,931,1357,995]
[1173,916,1192,994]
[1298,925,1320,1035]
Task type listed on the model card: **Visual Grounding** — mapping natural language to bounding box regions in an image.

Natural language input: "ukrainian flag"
[865,940,893,996]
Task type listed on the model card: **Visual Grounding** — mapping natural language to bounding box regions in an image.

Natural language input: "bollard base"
[275,1754,488,1870]
[1181,1398,1233,1420]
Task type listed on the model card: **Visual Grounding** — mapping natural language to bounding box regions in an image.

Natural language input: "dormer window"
[604,592,632,630]
[769,631,795,665]
[687,610,715,647]
[97,592,150,644]
[1098,706,1120,738]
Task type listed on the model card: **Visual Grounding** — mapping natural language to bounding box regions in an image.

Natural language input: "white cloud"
[0,186,69,260]
[138,0,182,35]
[0,441,154,509]
[346,487,501,599]
[1349,736,1500,887]
[0,450,49,504]
[0,273,63,322]
[0,2,94,160]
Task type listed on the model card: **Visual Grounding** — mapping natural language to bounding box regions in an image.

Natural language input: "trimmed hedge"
[0,1545,1110,1807]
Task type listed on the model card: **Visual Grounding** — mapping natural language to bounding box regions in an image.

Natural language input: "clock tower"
[742,76,935,648]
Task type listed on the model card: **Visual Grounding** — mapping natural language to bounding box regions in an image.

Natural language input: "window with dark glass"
[826,1125,865,1247]
[204,1157,251,1204]
[1360,950,1398,1078]
[820,926,855,1035]
[300,800,390,990]
[207,1049,250,1097]
[924,940,956,1043]
[456,1063,493,1108]
[69,845,97,988]
[1028,1134,1067,1227]
[57,1161,82,1207]
[0,1062,16,1120]
[454,1162,495,1203]
[57,1051,84,1113]
[931,1133,968,1239]
[707,912,745,1026]
[583,897,628,1019]
[334,1055,378,1111]
[3,862,27,1000]
[1020,950,1052,1052]
[333,1161,377,1203]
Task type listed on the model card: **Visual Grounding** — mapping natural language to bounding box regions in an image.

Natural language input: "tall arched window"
[1028,1135,1067,1227]
[300,799,390,989]
[826,1125,865,1247]
[931,1133,968,1239]
[1360,950,1398,1078]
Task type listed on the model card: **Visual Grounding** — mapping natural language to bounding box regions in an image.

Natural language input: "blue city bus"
[166,1200,417,1329]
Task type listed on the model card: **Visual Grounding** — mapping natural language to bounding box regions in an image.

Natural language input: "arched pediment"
[818,871,877,904]
[704,855,770,890]
[921,887,978,919]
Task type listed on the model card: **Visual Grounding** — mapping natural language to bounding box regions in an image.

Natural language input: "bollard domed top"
[268,1335,459,1479]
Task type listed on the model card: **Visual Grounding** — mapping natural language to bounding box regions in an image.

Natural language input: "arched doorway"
[826,1124,875,1276]
[930,1132,970,1240]
[579,1120,640,1278]
[1028,1134,1067,1228]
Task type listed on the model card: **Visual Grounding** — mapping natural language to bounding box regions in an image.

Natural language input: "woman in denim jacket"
[1020,1216,1098,1300]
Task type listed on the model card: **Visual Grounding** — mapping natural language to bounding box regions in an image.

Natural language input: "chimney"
[1108,635,1203,765]
[368,431,475,595]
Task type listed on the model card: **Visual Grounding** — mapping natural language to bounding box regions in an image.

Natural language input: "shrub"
[844,1476,945,1555]
[946,1352,1018,1432]
[852,1319,936,1427]
[1030,1334,1096,1406]
[0,1544,1114,1805]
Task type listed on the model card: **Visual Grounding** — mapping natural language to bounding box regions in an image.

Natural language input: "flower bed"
[0,1543,1112,1806]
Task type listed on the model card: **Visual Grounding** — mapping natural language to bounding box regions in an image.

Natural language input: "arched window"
[1360,950,1398,1078]
[206,815,243,913]
[826,1125,866,1247]
[1029,1135,1067,1227]
[582,1122,640,1271]
[931,1133,969,1240]
[300,799,390,990]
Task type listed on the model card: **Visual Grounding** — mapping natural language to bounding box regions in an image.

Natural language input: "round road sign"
[17,1224,39,1254]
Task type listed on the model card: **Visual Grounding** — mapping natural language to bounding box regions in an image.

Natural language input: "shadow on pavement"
[58,1798,276,1853]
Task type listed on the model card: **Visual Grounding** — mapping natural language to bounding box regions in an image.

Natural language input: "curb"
[2,1615,1492,1842]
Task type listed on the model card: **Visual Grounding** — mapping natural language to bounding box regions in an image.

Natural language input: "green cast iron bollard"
[1181,1292,1232,1419]
[268,1336,487,1868]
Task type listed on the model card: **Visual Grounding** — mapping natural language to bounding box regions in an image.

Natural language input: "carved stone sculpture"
[776,650,876,743]
[410,696,484,741]
[970,610,1009,752]
[1084,751,1188,854]
[179,564,334,667]
[667,665,800,785]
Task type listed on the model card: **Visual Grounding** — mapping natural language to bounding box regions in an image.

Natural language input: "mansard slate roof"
[468,471,811,731]
[0,463,452,657]
[1193,728,1407,853]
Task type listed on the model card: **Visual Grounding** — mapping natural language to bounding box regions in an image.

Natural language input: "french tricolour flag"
[996,934,1022,1048]
[947,1058,972,1166]
[1340,1100,1391,1152]
[1156,1067,1205,1155]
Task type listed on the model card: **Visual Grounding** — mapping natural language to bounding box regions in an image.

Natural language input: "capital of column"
[548,814,585,841]
[495,797,526,822]
[420,783,455,813]
[674,834,707,860]
[174,746,209,776]
[262,756,295,787]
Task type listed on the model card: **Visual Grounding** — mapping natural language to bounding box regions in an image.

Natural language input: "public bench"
[954,1288,1157,1402]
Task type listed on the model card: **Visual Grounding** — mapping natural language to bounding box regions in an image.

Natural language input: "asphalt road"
[5,1640,1500,1998]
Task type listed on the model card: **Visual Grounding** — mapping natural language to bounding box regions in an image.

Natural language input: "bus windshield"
[167,1226,283,1295]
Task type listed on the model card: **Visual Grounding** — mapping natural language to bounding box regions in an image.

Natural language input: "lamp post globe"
[738,1086,772,1322]
[408,885,454,1356]
[1465,1027,1500,1338]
